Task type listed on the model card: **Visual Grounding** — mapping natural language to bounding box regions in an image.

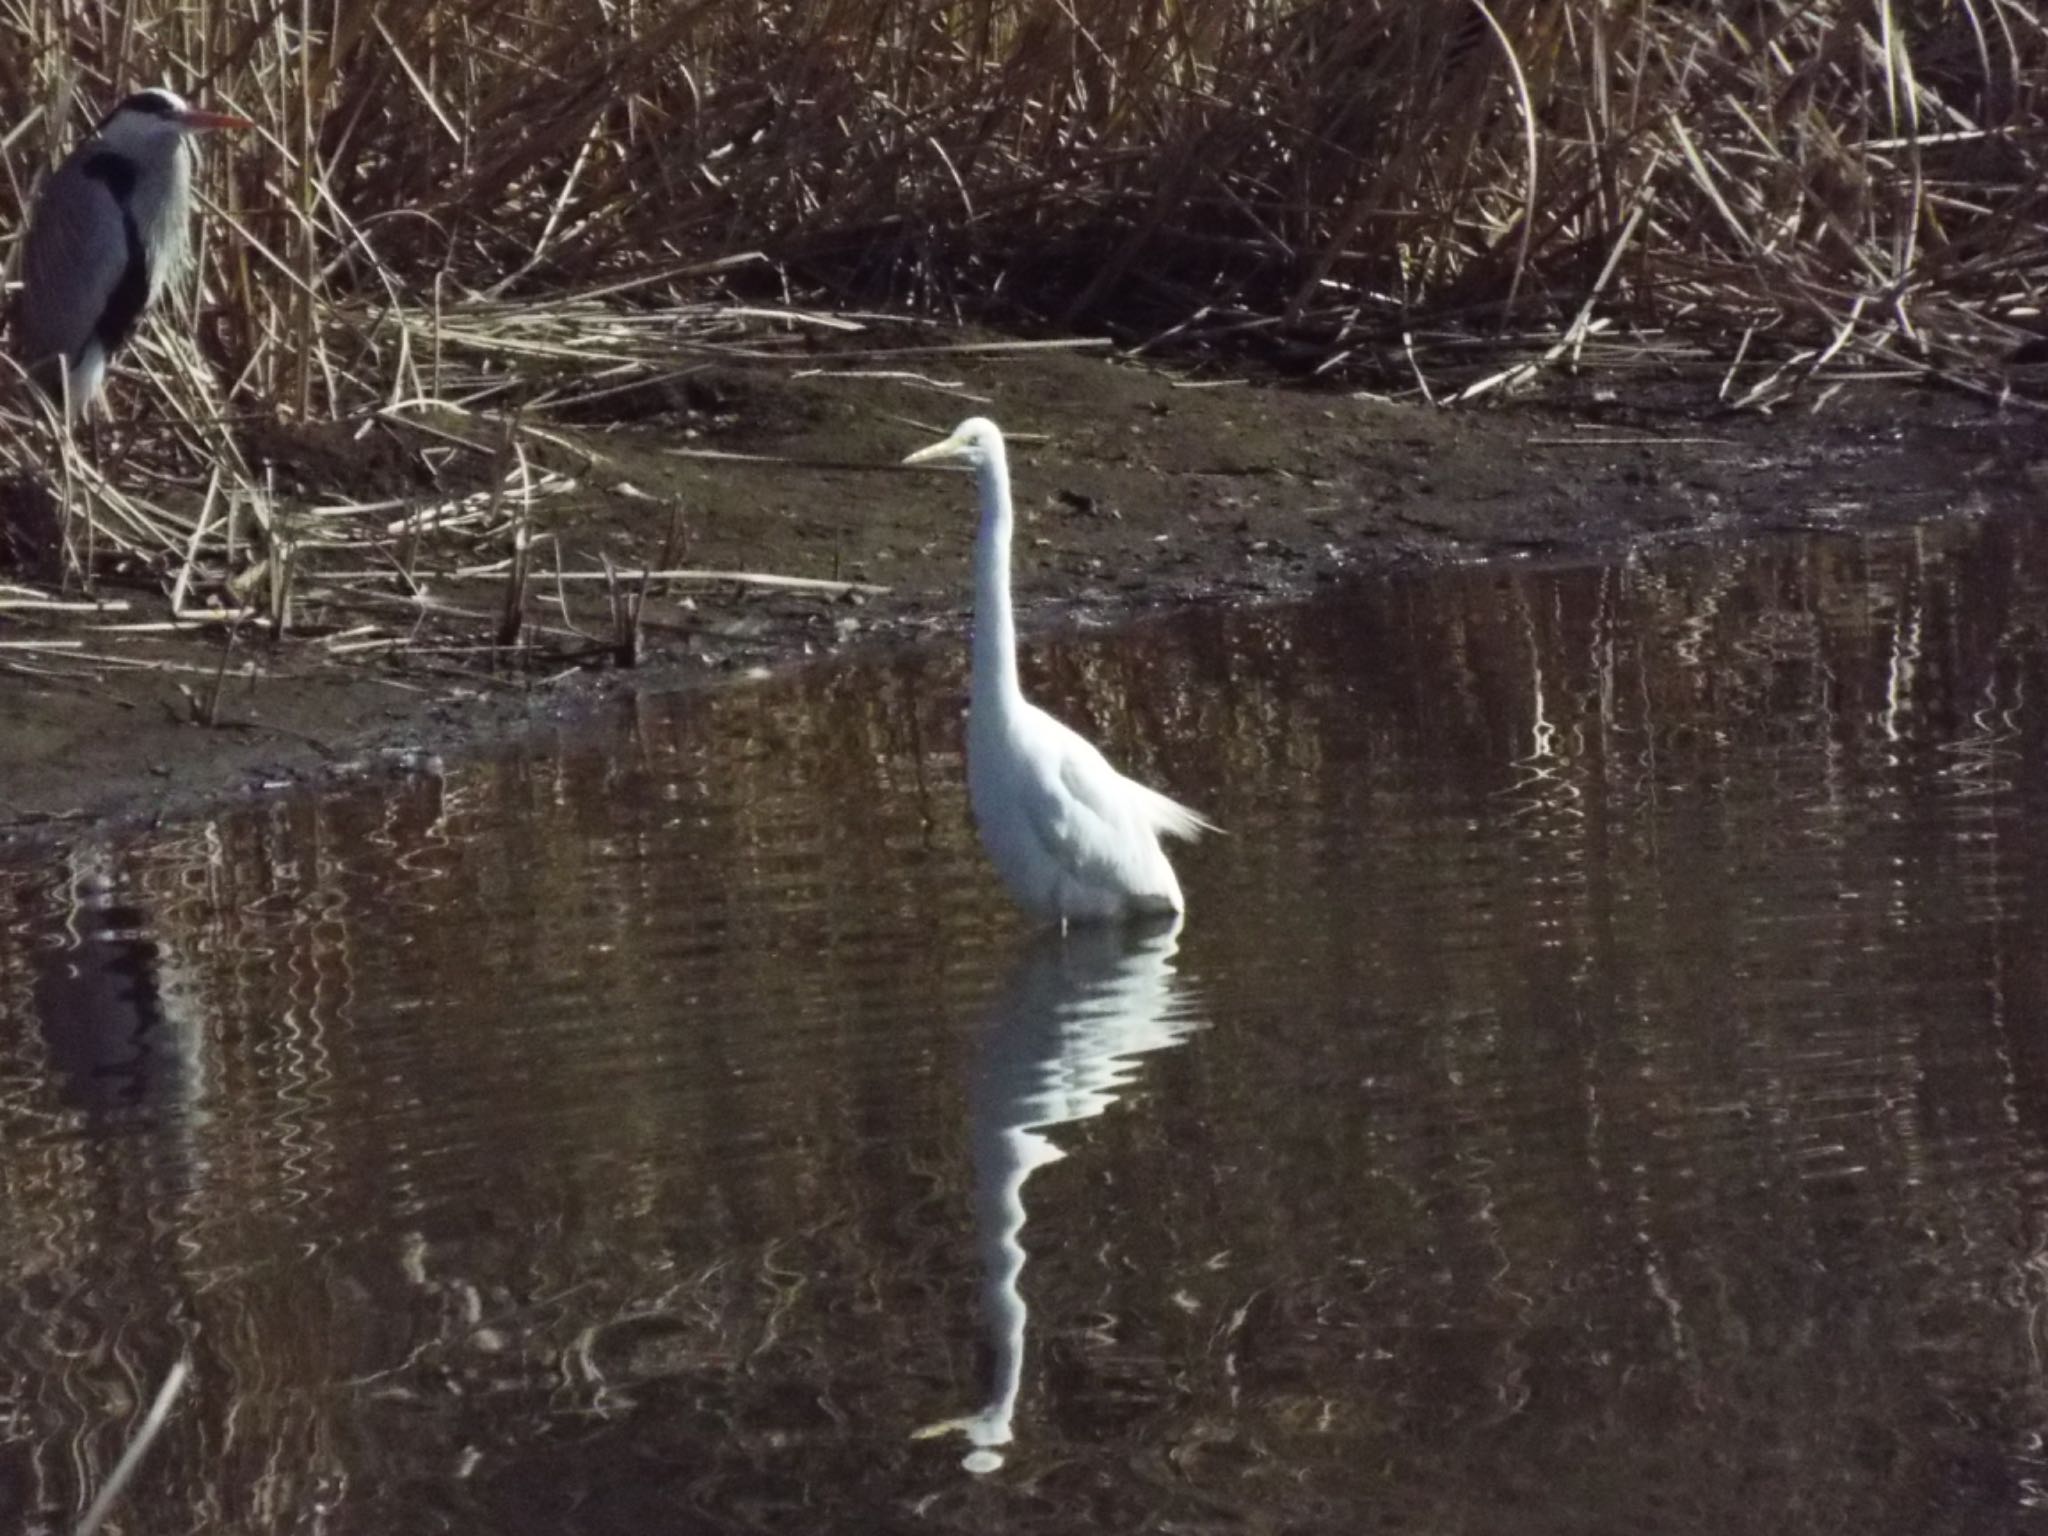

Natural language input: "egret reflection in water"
[918,918,1202,1473]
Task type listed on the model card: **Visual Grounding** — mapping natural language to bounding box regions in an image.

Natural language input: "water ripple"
[3,518,2048,1530]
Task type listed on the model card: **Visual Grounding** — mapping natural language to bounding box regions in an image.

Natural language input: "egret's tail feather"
[1133,781,1220,841]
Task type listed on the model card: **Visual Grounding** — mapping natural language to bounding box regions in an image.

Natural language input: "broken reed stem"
[171,469,223,618]
[493,414,531,650]
[198,619,243,726]
[602,553,631,667]
[611,497,690,667]
[268,530,292,642]
[457,567,886,595]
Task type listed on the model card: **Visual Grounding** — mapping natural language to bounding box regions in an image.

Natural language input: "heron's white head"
[95,88,253,154]
[902,417,1007,470]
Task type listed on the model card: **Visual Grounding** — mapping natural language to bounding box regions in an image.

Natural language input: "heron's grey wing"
[16,159,132,374]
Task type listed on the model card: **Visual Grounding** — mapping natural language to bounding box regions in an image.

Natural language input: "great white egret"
[903,417,1215,923]
[13,88,252,418]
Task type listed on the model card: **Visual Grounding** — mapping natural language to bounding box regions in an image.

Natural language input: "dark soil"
[0,339,2038,842]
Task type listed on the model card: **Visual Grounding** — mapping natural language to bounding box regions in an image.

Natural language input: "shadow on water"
[3,512,2048,1530]
[917,918,1200,1474]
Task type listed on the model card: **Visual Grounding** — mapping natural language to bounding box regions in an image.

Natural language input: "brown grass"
[0,0,2045,642]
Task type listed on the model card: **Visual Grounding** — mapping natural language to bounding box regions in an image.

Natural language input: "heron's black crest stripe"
[80,155,153,359]
[91,90,180,134]
[118,91,179,119]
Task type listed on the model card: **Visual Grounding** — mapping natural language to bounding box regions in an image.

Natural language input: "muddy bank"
[0,340,2035,839]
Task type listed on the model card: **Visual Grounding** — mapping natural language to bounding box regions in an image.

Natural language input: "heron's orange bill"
[177,109,254,131]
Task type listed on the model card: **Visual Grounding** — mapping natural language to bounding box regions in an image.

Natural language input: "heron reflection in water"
[917,918,1201,1472]
[31,849,210,1129]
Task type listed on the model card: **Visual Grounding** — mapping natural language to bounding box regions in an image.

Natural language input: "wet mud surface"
[0,339,2036,837]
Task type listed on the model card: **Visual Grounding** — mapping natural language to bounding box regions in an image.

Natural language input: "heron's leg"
[79,402,102,589]
[52,405,84,592]
[72,397,117,590]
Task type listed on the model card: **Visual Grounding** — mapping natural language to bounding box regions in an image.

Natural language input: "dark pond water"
[5,513,2048,1534]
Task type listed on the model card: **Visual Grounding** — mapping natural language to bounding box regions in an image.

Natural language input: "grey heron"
[902,417,1215,924]
[12,87,251,419]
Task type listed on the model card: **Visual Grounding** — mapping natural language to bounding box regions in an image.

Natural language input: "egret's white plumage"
[904,417,1215,924]
[14,88,250,418]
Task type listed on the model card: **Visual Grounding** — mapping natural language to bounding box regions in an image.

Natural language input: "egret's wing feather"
[1004,709,1200,901]
[988,713,1132,891]
[16,160,130,373]
[1045,715,1214,844]
[1043,762,1152,893]
[1049,748,1192,864]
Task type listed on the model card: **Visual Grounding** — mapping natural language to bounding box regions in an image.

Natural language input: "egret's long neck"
[971,448,1022,712]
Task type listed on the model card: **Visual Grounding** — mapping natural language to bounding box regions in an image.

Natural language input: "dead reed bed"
[0,0,2044,670]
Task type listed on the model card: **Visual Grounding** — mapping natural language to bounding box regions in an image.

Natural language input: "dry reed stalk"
[457,566,886,596]
[491,415,531,649]
[605,498,689,667]
[6,1,2036,397]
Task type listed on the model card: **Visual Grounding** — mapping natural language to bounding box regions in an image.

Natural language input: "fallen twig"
[450,566,887,596]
